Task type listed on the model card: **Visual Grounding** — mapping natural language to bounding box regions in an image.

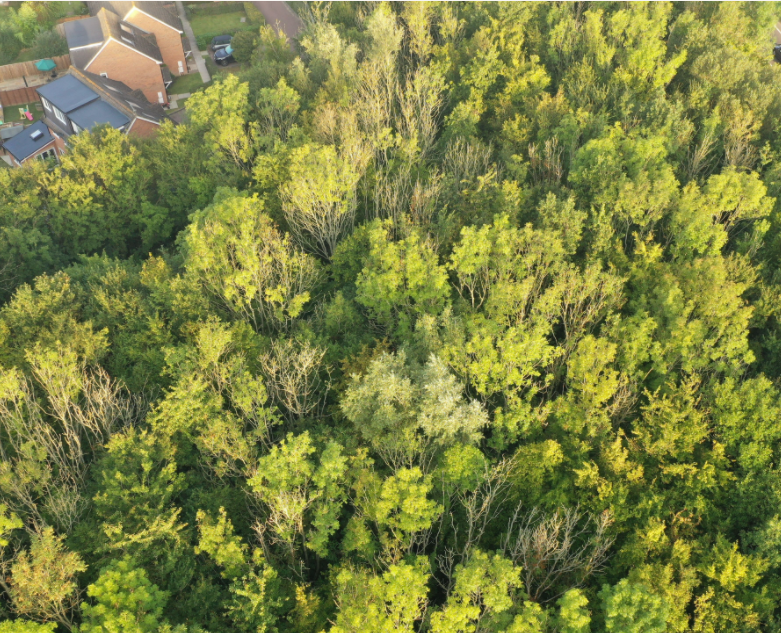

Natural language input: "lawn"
[2,103,43,124]
[167,72,206,95]
[190,10,256,41]
[204,55,244,78]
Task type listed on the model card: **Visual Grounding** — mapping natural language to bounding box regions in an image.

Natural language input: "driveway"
[175,0,211,83]
[253,1,303,48]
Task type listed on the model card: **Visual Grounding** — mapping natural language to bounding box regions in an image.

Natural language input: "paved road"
[175,0,211,83]
[253,1,304,48]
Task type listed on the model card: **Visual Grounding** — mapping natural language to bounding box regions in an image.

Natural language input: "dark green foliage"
[231,30,258,63]
[29,30,67,59]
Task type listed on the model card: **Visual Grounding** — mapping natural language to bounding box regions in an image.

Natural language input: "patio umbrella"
[35,59,56,72]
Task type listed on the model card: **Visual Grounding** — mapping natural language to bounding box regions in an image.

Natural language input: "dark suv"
[211,35,232,51]
[214,45,234,66]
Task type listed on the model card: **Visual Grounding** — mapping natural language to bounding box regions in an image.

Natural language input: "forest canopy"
[3,1,781,631]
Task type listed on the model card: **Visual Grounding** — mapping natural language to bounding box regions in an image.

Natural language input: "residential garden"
[0,2,85,65]
[184,1,263,51]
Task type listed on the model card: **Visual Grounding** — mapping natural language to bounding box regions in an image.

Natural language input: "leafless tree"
[500,505,614,602]
[529,138,564,185]
[259,339,331,423]
[686,122,718,181]
[0,355,142,532]
[281,141,370,260]
[434,456,516,593]
[444,138,495,193]
[398,67,446,161]
[723,101,759,172]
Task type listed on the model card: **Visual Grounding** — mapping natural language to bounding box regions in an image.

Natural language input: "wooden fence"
[0,87,40,107]
[0,55,71,82]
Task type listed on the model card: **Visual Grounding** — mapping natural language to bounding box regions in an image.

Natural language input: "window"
[100,72,108,78]
[120,22,133,33]
[178,61,184,74]
[157,92,164,104]
[53,106,66,124]
[37,148,56,161]
[72,122,82,134]
[121,35,134,45]
[40,97,50,110]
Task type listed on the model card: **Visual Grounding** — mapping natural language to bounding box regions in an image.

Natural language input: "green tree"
[80,558,168,633]
[0,622,56,633]
[30,30,67,58]
[355,221,450,336]
[187,74,254,171]
[9,527,86,629]
[431,550,521,633]
[182,188,320,332]
[330,560,429,633]
[600,579,669,633]
[247,432,348,569]
[280,143,369,259]
[231,30,257,64]
[341,351,487,470]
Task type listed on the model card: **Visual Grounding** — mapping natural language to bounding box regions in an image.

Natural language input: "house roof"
[87,1,183,33]
[64,8,163,70]
[36,69,169,136]
[62,15,104,48]
[37,74,99,113]
[75,69,168,124]
[95,8,163,64]
[2,121,55,162]
[68,99,130,130]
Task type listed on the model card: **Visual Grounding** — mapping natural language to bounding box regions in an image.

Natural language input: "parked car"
[774,44,781,64]
[211,35,232,51]
[214,45,235,66]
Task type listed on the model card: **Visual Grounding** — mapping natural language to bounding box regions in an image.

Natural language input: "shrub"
[231,30,257,63]
[186,2,243,17]
[31,30,68,59]
[0,28,22,65]
[244,2,264,25]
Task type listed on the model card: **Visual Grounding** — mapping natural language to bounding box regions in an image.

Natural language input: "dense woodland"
[2,1,781,631]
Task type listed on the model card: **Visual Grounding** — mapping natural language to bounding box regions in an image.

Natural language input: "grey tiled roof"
[76,69,168,124]
[63,15,104,48]
[2,121,55,162]
[68,99,130,130]
[87,1,183,32]
[35,69,169,139]
[64,9,164,68]
[37,74,99,113]
[97,8,163,63]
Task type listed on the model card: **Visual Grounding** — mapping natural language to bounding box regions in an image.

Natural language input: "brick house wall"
[86,40,167,104]
[128,117,161,138]
[125,10,187,76]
